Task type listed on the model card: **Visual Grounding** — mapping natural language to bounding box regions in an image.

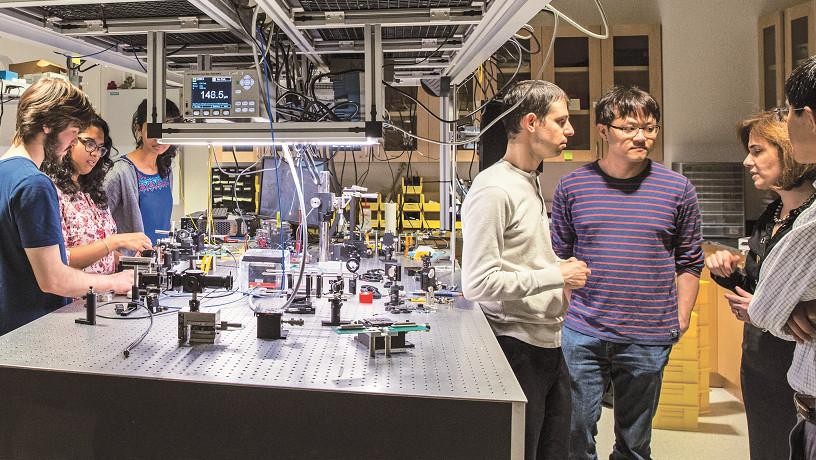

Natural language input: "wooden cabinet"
[407,21,662,165]
[784,2,815,76]
[601,24,663,162]
[539,23,662,163]
[759,2,816,110]
[759,12,785,110]
[541,23,602,163]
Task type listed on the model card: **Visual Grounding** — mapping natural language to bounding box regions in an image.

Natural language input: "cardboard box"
[9,60,66,77]
[24,72,69,85]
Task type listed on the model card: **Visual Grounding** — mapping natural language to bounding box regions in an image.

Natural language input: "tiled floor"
[596,388,750,459]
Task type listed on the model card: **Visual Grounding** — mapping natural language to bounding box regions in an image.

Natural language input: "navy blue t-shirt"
[0,156,67,335]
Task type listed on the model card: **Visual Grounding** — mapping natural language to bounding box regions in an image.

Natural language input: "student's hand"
[705,250,742,278]
[110,269,134,294]
[723,286,753,324]
[109,233,152,253]
[678,313,691,336]
[784,299,816,343]
[560,257,591,290]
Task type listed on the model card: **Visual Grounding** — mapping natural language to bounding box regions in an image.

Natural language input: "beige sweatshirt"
[461,160,565,348]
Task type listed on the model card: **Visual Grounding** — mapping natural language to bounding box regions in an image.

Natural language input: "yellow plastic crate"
[699,389,711,414]
[659,382,699,406]
[699,367,710,390]
[402,219,423,229]
[696,280,715,305]
[698,324,712,348]
[654,404,699,431]
[401,203,423,212]
[401,177,423,195]
[696,301,714,326]
[699,345,712,369]
[663,359,700,384]
[670,337,699,361]
[423,201,441,212]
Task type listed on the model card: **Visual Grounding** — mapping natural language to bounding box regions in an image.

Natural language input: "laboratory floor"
[596,388,750,459]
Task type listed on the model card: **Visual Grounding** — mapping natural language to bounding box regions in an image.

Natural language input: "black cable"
[0,80,4,128]
[131,48,147,72]
[167,44,189,57]
[382,29,457,69]
[53,42,118,60]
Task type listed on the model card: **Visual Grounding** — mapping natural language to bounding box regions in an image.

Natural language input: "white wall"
[0,32,145,151]
[659,0,762,165]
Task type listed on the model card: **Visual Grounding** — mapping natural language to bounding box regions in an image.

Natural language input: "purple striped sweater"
[550,160,704,345]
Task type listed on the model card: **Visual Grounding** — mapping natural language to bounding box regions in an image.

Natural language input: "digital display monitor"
[190,76,232,110]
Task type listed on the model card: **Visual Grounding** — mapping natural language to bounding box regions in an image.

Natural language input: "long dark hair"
[132,98,181,179]
[42,116,114,208]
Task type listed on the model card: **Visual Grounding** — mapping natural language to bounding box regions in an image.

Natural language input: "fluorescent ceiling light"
[156,121,380,146]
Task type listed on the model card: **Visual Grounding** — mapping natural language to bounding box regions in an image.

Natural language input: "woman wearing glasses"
[105,99,181,245]
[41,116,152,274]
[706,110,816,460]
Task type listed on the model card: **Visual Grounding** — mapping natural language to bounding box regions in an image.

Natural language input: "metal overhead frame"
[293,7,481,29]
[443,0,550,85]
[307,37,462,55]
[254,0,327,70]
[363,23,384,123]
[58,16,227,36]
[146,31,167,130]
[187,0,250,39]
[0,0,165,6]
[133,43,253,58]
[154,23,384,146]
[0,7,175,79]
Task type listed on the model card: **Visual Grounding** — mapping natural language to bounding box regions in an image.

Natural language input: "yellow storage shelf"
[402,219,424,229]
[698,324,712,348]
[669,338,698,361]
[699,345,711,369]
[663,359,700,384]
[653,404,699,431]
[696,280,715,305]
[699,389,711,415]
[659,382,699,406]
[423,201,441,212]
[401,177,423,195]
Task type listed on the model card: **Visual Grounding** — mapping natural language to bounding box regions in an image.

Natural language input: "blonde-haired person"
[0,78,133,336]
[705,110,816,460]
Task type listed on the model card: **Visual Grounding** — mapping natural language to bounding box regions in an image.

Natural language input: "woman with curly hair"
[42,116,152,274]
[105,99,181,244]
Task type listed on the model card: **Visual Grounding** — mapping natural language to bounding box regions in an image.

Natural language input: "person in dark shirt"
[0,78,133,336]
[706,110,816,460]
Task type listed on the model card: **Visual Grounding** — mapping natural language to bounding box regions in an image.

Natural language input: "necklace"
[774,191,816,225]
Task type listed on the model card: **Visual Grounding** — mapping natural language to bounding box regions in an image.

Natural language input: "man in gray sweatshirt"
[462,80,590,460]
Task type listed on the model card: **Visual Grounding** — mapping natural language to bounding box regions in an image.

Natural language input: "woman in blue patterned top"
[105,99,181,245]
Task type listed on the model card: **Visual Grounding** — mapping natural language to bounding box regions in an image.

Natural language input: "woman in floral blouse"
[42,116,152,274]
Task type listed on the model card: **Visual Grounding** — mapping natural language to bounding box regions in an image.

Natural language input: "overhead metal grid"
[297,0,474,11]
[29,1,202,21]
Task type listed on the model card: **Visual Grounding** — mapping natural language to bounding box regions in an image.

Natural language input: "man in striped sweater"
[550,86,704,460]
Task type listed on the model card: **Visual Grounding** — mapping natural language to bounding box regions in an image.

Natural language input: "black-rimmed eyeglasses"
[76,137,110,157]
[605,124,661,139]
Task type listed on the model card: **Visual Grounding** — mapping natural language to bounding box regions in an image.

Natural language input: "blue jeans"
[561,327,671,460]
